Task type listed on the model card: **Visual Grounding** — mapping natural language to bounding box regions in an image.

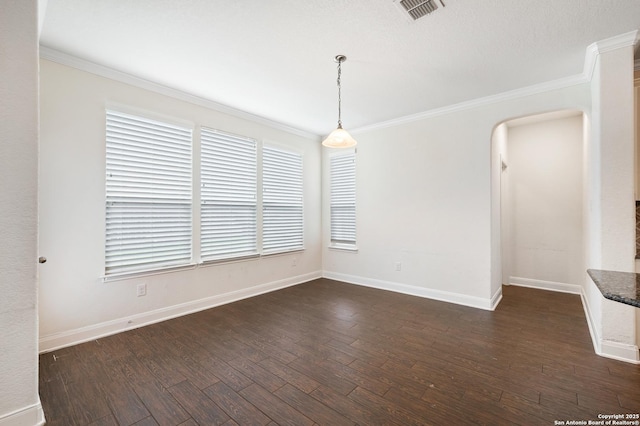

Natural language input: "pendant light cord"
[322,54,357,148]
[337,59,342,129]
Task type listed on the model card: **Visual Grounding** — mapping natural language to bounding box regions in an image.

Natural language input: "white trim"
[590,30,640,57]
[328,244,358,252]
[580,287,640,364]
[585,30,639,85]
[40,32,638,139]
[0,401,45,426]
[323,271,498,311]
[580,286,601,354]
[39,271,321,353]
[352,73,588,134]
[39,46,318,140]
[507,277,639,363]
[103,263,198,283]
[490,286,503,310]
[509,276,582,294]
[352,30,640,134]
[599,340,640,364]
[582,42,600,82]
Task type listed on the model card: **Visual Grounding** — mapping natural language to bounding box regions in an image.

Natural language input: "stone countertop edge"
[587,269,640,308]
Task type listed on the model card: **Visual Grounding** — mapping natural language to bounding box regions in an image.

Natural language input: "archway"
[491,110,586,299]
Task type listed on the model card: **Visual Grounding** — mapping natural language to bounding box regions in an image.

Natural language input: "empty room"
[2,1,640,425]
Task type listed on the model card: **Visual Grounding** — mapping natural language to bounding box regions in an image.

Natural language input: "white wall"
[322,34,640,363]
[636,75,640,348]
[0,1,45,425]
[582,110,604,349]
[506,114,584,290]
[38,60,322,351]
[635,77,640,200]
[323,83,591,311]
[585,38,638,362]
[37,32,640,364]
[491,123,508,294]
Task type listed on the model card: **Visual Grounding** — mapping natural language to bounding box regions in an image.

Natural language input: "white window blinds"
[200,128,257,261]
[263,146,303,253]
[105,110,193,275]
[330,152,356,246]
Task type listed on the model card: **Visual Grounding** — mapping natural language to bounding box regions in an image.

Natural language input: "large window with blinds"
[263,145,303,253]
[105,110,306,277]
[329,151,356,247]
[105,110,193,275]
[200,128,258,261]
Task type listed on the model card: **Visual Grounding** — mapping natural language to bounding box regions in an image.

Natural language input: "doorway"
[494,110,585,295]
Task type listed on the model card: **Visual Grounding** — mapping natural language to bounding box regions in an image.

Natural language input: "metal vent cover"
[395,0,443,21]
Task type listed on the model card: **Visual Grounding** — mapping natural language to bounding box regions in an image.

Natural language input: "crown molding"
[592,30,639,55]
[352,72,588,134]
[353,30,639,134]
[585,30,640,79]
[582,42,600,82]
[39,46,319,140]
[41,30,639,138]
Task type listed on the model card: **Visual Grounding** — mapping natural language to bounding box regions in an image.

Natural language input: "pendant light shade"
[322,126,357,148]
[323,55,357,148]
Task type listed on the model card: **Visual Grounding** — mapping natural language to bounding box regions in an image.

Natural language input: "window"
[105,110,306,277]
[200,128,257,261]
[263,145,304,253]
[329,151,356,247]
[105,110,192,275]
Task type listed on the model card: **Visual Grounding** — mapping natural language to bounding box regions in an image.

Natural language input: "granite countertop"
[587,269,640,308]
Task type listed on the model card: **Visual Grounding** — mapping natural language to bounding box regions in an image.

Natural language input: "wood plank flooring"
[39,279,640,425]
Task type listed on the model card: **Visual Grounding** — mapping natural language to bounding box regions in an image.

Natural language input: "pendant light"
[322,55,357,148]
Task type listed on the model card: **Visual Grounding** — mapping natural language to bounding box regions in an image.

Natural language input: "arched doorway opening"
[491,110,586,298]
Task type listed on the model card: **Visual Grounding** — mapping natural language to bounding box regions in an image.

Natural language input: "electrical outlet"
[136,283,147,297]
[395,262,402,272]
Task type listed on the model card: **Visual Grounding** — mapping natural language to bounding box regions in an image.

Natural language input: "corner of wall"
[39,270,322,353]
[323,271,499,311]
[581,285,640,364]
[489,286,503,311]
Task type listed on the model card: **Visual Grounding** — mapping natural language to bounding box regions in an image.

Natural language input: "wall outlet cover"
[136,283,147,297]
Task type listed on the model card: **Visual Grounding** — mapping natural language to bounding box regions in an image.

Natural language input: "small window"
[200,128,257,261]
[329,151,356,247]
[105,110,193,275]
[263,145,304,254]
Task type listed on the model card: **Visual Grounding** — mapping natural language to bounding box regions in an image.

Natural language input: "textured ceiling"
[40,0,640,136]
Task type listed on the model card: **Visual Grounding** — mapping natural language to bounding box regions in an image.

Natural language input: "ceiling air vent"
[395,0,443,21]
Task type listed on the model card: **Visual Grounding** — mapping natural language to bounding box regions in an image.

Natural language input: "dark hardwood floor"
[39,279,640,425]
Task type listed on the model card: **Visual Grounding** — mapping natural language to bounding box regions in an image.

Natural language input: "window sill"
[102,263,197,282]
[199,253,260,267]
[329,244,358,253]
[262,248,305,258]
[103,249,306,281]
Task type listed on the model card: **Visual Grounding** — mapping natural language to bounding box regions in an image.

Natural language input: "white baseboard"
[39,271,321,353]
[490,286,503,310]
[323,271,499,311]
[580,287,640,364]
[599,340,640,363]
[511,277,639,364]
[0,401,45,426]
[580,286,600,354]
[509,276,582,294]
